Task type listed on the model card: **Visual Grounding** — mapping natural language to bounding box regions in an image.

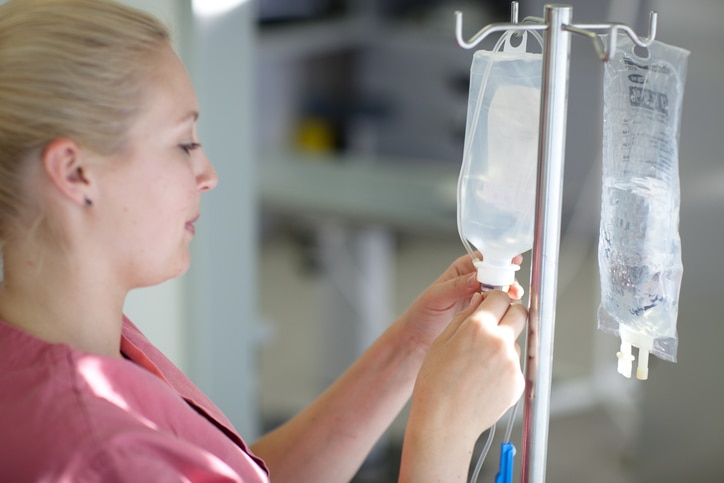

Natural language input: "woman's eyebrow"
[185,110,199,123]
[171,110,199,133]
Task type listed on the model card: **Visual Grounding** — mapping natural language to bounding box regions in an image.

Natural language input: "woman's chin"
[135,257,191,289]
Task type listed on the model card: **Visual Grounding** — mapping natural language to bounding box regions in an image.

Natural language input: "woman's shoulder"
[0,322,147,479]
[0,321,246,481]
[0,318,268,482]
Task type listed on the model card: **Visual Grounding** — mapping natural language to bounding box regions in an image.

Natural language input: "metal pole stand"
[454,3,658,482]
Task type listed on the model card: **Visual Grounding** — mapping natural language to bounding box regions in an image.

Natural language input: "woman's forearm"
[251,317,424,483]
[251,260,525,482]
[398,407,475,483]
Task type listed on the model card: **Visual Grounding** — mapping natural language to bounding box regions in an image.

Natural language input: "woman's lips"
[186,214,199,234]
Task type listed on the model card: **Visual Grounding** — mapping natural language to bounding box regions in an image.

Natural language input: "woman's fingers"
[433,253,476,284]
[423,271,480,313]
[497,301,528,341]
[433,252,527,301]
[474,290,515,331]
[439,289,526,344]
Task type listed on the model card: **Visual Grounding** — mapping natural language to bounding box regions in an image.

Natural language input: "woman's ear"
[41,138,93,207]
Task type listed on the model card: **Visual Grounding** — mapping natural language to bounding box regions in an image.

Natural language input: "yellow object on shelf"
[295,117,335,154]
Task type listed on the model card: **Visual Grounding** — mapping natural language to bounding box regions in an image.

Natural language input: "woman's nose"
[197,150,218,192]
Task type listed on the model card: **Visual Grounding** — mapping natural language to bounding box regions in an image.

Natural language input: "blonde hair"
[0,0,170,242]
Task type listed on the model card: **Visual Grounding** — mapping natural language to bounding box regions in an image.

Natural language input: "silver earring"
[84,196,93,207]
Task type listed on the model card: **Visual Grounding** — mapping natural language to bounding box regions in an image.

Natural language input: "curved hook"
[629,10,658,47]
[609,10,658,56]
[566,10,658,61]
[456,7,657,60]
[454,10,546,50]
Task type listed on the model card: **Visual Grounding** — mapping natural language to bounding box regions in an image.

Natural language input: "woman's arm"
[251,313,427,483]
[251,254,525,483]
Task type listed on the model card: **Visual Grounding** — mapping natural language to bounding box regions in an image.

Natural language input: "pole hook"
[566,10,658,61]
[454,9,546,50]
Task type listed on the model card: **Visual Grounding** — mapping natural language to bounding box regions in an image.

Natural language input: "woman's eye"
[180,142,201,154]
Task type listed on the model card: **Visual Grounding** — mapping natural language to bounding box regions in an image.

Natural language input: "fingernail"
[470,292,483,306]
[466,273,479,289]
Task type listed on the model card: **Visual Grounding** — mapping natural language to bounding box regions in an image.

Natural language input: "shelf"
[258,151,459,234]
[257,17,372,59]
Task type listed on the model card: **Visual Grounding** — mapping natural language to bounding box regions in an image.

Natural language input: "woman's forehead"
[132,46,199,134]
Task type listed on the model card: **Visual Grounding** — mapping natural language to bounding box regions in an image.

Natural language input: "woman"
[0,0,527,481]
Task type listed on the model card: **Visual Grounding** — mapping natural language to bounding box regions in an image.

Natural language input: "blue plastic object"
[494,442,516,483]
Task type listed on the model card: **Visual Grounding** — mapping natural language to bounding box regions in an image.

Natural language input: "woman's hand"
[399,290,527,481]
[398,253,524,354]
[413,290,526,437]
[252,253,526,483]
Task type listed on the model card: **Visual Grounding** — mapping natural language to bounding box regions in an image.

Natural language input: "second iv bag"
[457,31,542,289]
[598,34,689,380]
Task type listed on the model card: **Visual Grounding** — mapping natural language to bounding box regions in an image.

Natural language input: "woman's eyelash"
[180,142,201,154]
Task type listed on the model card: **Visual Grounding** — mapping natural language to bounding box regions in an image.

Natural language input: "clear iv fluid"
[460,173,535,262]
[457,35,541,288]
[599,176,681,340]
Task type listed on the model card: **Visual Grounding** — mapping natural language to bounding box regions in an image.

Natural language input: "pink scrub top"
[0,316,270,482]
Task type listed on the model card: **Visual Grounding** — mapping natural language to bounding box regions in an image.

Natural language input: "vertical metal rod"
[521,4,572,483]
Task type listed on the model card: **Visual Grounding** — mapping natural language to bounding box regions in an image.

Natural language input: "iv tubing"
[504,398,521,442]
[469,423,496,483]
[469,398,521,483]
[457,30,510,263]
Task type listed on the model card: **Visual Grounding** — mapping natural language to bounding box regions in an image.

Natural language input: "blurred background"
[121,0,724,481]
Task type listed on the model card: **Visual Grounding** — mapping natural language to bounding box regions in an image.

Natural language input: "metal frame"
[454,3,658,482]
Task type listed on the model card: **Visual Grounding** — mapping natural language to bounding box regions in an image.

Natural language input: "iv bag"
[598,34,689,379]
[457,31,542,289]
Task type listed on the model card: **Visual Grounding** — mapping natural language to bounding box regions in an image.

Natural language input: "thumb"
[423,272,481,313]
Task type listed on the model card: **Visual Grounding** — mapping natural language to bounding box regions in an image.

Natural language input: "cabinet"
[254,2,504,164]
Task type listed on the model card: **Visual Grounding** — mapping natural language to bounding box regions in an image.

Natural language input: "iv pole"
[454,3,657,482]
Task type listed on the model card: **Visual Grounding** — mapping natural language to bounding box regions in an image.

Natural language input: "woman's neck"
[0,244,126,358]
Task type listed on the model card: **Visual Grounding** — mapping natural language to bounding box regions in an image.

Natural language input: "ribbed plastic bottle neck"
[474,259,520,290]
